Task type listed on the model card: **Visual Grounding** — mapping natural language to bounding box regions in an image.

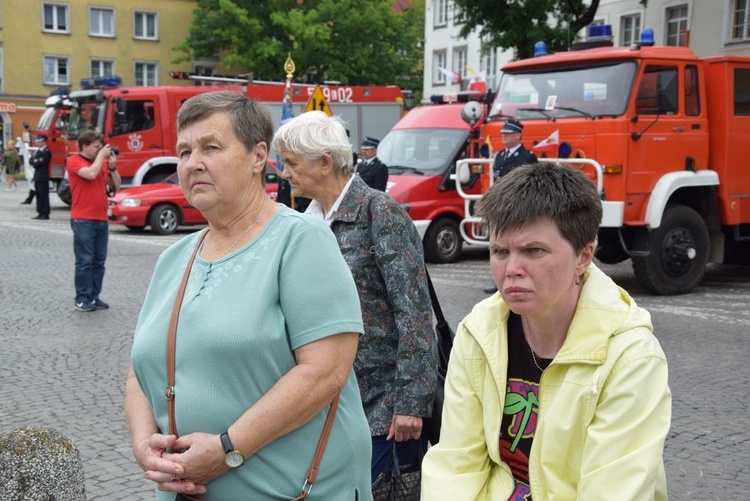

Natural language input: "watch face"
[225,451,244,468]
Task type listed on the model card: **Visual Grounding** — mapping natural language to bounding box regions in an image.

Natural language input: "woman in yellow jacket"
[422,163,671,500]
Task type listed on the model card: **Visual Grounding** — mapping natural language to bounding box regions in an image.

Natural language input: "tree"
[173,0,424,91]
[452,0,649,60]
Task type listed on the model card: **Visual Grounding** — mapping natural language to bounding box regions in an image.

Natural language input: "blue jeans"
[371,434,425,484]
[71,219,109,303]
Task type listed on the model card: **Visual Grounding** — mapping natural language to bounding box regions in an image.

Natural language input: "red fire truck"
[30,94,71,187]
[378,99,487,264]
[446,27,750,294]
[64,75,404,187]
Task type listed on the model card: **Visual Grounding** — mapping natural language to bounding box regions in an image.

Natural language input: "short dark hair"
[77,130,103,150]
[477,162,602,253]
[176,91,273,155]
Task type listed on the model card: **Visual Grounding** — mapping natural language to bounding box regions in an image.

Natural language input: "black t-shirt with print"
[499,313,552,500]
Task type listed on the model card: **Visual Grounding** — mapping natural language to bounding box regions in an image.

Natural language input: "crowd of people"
[5,90,672,500]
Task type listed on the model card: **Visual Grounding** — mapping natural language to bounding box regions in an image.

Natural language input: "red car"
[109,169,279,235]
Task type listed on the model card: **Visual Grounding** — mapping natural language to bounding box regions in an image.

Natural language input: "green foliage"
[452,0,601,59]
[173,0,424,92]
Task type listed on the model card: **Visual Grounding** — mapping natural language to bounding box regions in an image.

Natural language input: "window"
[665,5,689,46]
[112,100,155,135]
[453,2,466,25]
[134,62,158,86]
[453,46,468,82]
[43,55,70,85]
[734,68,750,115]
[91,59,115,78]
[192,62,218,86]
[620,14,641,46]
[434,51,447,85]
[89,7,114,37]
[636,65,678,115]
[685,65,700,116]
[731,0,750,41]
[434,0,448,27]
[42,3,69,33]
[481,46,498,91]
[134,11,158,40]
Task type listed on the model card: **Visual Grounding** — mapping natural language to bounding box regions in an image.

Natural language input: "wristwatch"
[220,432,245,468]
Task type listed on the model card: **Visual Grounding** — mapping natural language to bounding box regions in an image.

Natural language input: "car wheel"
[149,204,180,235]
[632,204,709,295]
[424,218,462,264]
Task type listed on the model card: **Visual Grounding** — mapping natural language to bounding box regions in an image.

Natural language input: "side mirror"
[457,163,471,184]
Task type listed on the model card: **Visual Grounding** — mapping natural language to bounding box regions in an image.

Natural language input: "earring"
[575,274,581,285]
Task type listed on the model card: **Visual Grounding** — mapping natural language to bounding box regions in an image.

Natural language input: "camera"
[110,146,120,155]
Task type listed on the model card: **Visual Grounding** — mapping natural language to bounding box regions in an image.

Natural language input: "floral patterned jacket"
[330,175,437,436]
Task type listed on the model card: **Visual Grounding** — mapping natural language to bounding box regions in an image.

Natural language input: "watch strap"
[220,432,234,454]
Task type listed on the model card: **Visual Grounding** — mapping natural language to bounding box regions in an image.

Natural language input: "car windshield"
[491,61,637,120]
[378,128,469,175]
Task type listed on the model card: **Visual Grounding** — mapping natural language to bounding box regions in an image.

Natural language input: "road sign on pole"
[303,86,333,116]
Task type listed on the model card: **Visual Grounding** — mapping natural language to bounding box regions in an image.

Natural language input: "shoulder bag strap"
[292,392,340,500]
[166,229,208,437]
[165,229,340,500]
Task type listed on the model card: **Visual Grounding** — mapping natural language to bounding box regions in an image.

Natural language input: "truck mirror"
[457,163,471,183]
[461,101,484,126]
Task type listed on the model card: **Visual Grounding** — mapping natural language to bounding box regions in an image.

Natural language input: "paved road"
[1,183,748,499]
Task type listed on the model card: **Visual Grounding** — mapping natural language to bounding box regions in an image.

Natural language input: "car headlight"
[120,198,142,207]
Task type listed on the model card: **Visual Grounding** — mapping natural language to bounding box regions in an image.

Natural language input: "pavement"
[1,180,749,499]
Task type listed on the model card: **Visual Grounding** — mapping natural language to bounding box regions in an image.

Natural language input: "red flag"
[534,130,559,155]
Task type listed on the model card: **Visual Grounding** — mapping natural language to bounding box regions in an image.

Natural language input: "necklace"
[521,315,546,373]
[214,197,269,261]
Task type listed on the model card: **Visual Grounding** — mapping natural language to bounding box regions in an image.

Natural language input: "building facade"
[0,0,208,147]
[423,0,750,102]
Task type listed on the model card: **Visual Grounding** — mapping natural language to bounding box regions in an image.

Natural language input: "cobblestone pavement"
[1,182,748,499]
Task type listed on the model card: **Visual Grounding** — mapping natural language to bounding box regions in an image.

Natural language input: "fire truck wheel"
[424,218,462,264]
[149,204,180,235]
[632,204,709,295]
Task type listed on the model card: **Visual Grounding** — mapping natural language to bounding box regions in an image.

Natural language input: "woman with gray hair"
[125,93,372,500]
[273,111,437,485]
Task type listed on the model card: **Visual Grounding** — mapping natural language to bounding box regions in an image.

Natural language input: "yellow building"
[0,0,212,146]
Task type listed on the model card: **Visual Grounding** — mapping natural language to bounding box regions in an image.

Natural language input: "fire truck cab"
[378,94,490,263]
[456,27,750,295]
[31,94,71,187]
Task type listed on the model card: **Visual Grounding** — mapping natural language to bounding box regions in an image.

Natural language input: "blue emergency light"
[80,76,122,89]
[534,42,549,57]
[588,24,613,39]
[640,28,655,46]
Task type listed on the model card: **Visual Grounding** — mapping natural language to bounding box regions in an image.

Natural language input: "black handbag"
[422,269,454,446]
[371,443,423,501]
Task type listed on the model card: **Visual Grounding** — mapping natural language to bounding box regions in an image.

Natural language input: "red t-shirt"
[67,154,110,221]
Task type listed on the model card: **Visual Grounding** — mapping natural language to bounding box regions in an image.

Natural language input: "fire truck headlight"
[558,142,572,158]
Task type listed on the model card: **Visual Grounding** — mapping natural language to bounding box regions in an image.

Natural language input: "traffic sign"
[303,85,333,116]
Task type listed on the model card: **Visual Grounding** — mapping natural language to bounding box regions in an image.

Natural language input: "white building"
[423,0,750,101]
